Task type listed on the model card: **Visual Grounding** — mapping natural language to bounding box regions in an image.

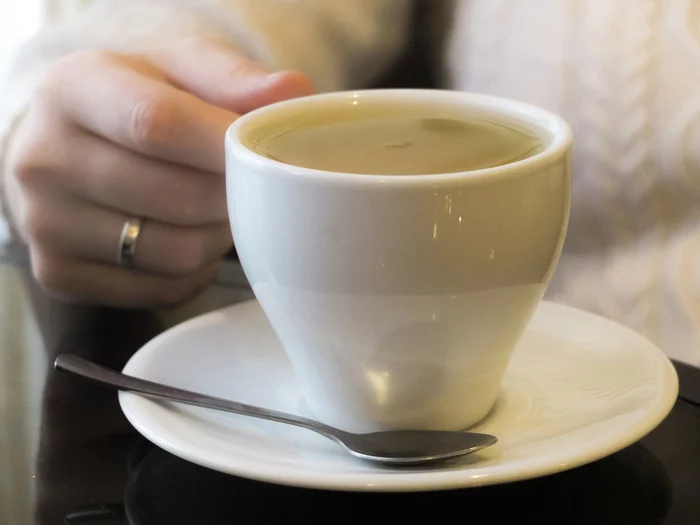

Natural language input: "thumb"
[148,37,314,114]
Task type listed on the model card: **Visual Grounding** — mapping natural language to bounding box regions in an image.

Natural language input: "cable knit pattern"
[447,0,697,363]
[663,0,700,358]
[588,0,660,342]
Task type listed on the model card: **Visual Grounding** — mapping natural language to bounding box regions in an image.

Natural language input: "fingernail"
[265,71,286,83]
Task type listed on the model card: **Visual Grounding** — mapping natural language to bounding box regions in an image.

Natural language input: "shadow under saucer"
[123,442,671,525]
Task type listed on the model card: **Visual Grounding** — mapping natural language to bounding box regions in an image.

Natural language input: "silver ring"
[118,218,144,268]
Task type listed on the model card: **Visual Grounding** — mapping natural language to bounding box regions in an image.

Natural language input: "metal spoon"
[55,354,497,465]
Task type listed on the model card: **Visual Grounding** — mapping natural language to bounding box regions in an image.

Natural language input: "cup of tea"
[225,89,571,433]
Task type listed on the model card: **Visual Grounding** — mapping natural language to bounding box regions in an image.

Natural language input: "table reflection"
[0,258,46,525]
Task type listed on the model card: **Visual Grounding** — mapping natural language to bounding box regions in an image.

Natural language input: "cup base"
[300,389,499,434]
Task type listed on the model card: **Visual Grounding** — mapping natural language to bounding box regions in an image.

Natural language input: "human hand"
[4,37,313,307]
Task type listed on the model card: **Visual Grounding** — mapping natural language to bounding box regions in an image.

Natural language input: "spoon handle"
[55,354,340,440]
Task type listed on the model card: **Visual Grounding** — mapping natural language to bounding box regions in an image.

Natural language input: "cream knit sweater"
[2,0,699,364]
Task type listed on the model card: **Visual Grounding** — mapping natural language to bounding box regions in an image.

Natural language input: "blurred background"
[0,0,88,78]
[0,0,40,78]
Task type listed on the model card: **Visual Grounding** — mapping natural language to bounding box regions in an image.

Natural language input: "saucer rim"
[119,300,679,492]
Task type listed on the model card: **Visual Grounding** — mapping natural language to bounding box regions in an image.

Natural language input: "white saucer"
[119,300,678,492]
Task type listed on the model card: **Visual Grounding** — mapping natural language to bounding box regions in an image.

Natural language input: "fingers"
[30,249,221,308]
[38,43,313,176]
[10,116,233,277]
[43,129,228,226]
[147,37,314,114]
[40,50,237,173]
[21,189,232,276]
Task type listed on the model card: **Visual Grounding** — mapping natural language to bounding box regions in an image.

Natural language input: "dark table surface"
[2,244,700,525]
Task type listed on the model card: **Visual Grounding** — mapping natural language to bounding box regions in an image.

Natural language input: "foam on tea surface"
[244,105,544,175]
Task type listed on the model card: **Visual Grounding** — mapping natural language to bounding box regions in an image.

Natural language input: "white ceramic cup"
[226,89,571,433]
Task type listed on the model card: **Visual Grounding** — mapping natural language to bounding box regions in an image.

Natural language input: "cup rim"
[225,89,572,186]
